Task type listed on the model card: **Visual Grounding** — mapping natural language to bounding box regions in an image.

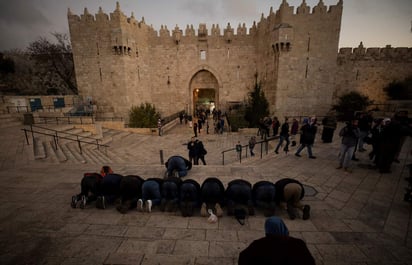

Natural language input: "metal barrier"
[221,136,279,165]
[22,125,108,155]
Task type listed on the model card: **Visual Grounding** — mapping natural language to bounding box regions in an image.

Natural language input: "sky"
[0,0,411,52]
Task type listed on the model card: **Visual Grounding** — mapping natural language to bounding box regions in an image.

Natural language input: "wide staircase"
[24,120,276,167]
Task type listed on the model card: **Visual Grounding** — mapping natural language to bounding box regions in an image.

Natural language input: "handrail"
[36,115,94,125]
[221,135,279,165]
[30,124,99,142]
[21,125,109,155]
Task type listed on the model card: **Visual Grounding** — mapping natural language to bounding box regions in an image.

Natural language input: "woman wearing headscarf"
[238,216,315,265]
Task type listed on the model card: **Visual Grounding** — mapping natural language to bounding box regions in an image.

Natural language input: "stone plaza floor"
[0,122,411,265]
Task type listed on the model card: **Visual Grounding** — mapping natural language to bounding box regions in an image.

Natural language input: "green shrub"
[128,103,160,128]
[332,91,373,121]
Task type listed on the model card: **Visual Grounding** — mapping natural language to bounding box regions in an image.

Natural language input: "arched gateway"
[189,70,219,115]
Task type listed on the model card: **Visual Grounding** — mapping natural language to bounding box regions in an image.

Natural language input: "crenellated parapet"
[338,42,412,62]
[68,0,343,49]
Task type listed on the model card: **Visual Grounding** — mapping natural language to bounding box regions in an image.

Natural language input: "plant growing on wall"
[332,91,373,121]
[128,103,160,128]
[244,81,269,127]
[383,77,412,100]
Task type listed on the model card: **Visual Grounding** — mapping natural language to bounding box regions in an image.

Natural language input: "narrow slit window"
[200,50,206,60]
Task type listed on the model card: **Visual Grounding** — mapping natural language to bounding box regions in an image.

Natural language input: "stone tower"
[67,1,344,119]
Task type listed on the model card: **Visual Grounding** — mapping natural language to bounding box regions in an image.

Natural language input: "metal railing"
[22,124,109,155]
[36,115,95,125]
[221,136,279,165]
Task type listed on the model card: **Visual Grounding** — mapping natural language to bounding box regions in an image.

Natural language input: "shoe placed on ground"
[215,203,223,217]
[116,204,128,214]
[180,202,188,217]
[166,201,178,212]
[137,199,143,212]
[286,202,296,220]
[96,196,106,209]
[302,205,311,220]
[146,199,152,213]
[309,156,316,159]
[71,195,78,208]
[344,167,353,173]
[336,165,343,169]
[160,198,167,212]
[248,206,255,216]
[379,169,392,174]
[200,203,208,217]
[275,150,279,154]
[79,195,87,209]
[295,153,301,157]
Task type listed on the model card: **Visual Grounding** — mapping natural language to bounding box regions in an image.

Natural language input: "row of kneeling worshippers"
[70,165,311,220]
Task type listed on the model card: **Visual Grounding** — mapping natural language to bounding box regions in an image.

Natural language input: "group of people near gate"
[71,163,311,221]
[253,110,411,174]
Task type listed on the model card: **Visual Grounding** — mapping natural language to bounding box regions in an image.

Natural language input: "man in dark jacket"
[252,180,277,217]
[274,117,290,154]
[225,179,254,216]
[238,216,315,265]
[165,155,192,178]
[116,175,144,214]
[200,177,225,217]
[96,172,123,209]
[295,117,317,159]
[160,176,182,212]
[180,179,201,217]
[275,178,310,220]
[71,172,103,209]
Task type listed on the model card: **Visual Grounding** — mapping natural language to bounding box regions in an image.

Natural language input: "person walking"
[248,136,257,156]
[321,111,338,143]
[187,137,198,165]
[193,122,198,137]
[195,138,207,165]
[295,117,317,159]
[337,119,360,173]
[236,141,242,160]
[274,117,290,154]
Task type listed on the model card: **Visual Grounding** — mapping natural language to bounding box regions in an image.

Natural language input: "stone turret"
[67,1,411,119]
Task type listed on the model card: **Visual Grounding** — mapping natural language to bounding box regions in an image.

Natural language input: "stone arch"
[187,65,222,116]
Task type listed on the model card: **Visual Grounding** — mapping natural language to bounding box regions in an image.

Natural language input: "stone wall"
[68,0,411,121]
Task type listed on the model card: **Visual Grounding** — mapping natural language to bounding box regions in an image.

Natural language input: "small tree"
[128,103,160,128]
[244,81,270,127]
[384,77,412,100]
[27,33,77,94]
[332,91,373,121]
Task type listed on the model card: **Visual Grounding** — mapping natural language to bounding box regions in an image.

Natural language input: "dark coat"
[299,123,317,145]
[238,235,316,265]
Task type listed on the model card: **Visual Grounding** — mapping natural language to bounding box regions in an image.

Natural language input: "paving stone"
[0,124,411,264]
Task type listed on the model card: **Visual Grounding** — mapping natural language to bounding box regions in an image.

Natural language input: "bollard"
[160,150,164,165]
